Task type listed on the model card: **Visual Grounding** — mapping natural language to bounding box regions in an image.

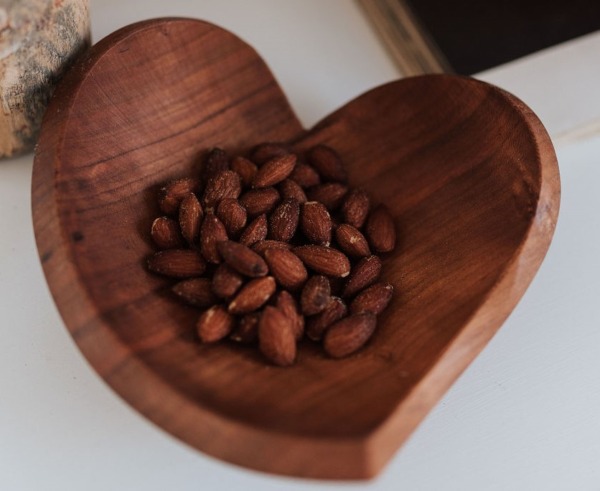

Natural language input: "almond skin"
[147,249,206,278]
[151,216,184,249]
[306,296,347,341]
[202,170,241,210]
[343,255,382,298]
[230,156,257,188]
[251,142,290,165]
[230,313,260,343]
[217,240,268,277]
[323,313,377,358]
[179,193,203,244]
[279,178,307,203]
[239,214,268,246]
[216,198,247,238]
[289,162,321,188]
[308,144,347,182]
[251,240,292,256]
[300,201,332,245]
[366,205,396,253]
[202,148,229,181]
[199,213,228,264]
[350,282,394,315]
[276,290,304,340]
[259,306,297,366]
[335,224,371,258]
[158,177,200,215]
[228,276,276,314]
[293,245,351,278]
[268,198,300,242]
[239,187,280,217]
[264,248,308,291]
[306,183,348,210]
[172,278,216,308]
[211,264,244,299]
[300,275,331,316]
[341,189,370,229]
[197,305,235,343]
[252,153,297,188]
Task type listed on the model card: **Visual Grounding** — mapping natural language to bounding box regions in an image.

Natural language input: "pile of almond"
[147,143,396,366]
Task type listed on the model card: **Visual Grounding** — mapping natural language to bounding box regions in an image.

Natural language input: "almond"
[216,198,247,238]
[197,305,235,343]
[179,193,203,244]
[239,214,268,246]
[202,147,229,181]
[343,255,382,298]
[308,144,347,182]
[366,205,396,253]
[230,313,260,343]
[202,170,241,210]
[199,213,228,264]
[268,198,300,242]
[323,313,377,358]
[158,177,200,215]
[350,282,394,315]
[306,183,348,210]
[251,239,292,256]
[264,248,308,291]
[239,187,280,217]
[172,278,216,308]
[300,201,332,245]
[300,275,331,315]
[252,153,297,188]
[230,156,257,187]
[341,189,370,229]
[289,162,321,188]
[228,276,276,314]
[279,178,307,203]
[293,245,351,278]
[258,306,296,366]
[251,142,290,165]
[151,216,184,249]
[335,224,371,258]
[217,240,269,277]
[212,264,244,299]
[306,296,347,341]
[276,291,304,340]
[147,249,206,278]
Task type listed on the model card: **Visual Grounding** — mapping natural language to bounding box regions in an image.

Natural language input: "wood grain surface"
[32,18,560,479]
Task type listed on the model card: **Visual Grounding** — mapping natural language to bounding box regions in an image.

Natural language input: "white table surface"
[2,1,599,490]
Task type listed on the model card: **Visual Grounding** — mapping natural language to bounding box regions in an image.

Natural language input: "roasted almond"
[239,187,280,217]
[158,177,200,215]
[147,249,206,278]
[228,276,276,314]
[199,213,228,264]
[217,240,268,277]
[306,296,347,341]
[323,313,377,358]
[251,239,292,256]
[268,198,300,242]
[279,178,307,203]
[293,245,351,278]
[300,275,331,315]
[197,305,235,343]
[300,201,332,245]
[251,142,290,165]
[239,214,268,246]
[365,205,396,253]
[179,193,203,244]
[258,306,296,366]
[264,248,308,291]
[230,313,260,343]
[306,183,348,210]
[151,216,184,249]
[343,255,382,298]
[341,189,370,229]
[211,264,244,299]
[289,162,321,188]
[230,156,257,187]
[172,278,216,308]
[216,198,247,238]
[202,170,241,210]
[252,153,297,188]
[350,282,394,315]
[276,290,304,340]
[335,224,371,258]
[308,144,347,182]
[202,147,229,181]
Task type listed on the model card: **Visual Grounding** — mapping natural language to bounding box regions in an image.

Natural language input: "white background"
[1,1,600,490]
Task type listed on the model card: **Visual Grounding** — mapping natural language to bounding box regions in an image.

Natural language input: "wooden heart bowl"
[32,18,560,480]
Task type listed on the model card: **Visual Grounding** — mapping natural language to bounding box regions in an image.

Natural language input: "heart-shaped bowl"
[32,18,560,480]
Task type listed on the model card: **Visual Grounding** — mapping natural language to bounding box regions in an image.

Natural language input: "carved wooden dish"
[32,18,560,480]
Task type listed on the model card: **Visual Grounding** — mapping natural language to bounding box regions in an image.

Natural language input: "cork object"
[0,0,90,157]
